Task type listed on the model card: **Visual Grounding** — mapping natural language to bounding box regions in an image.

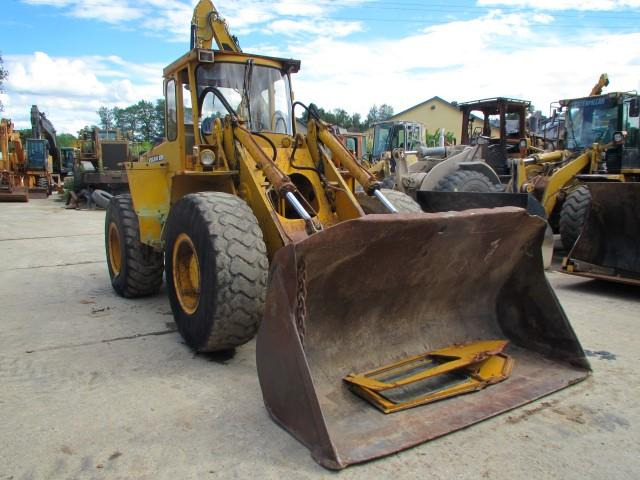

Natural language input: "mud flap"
[563,182,640,285]
[257,208,590,470]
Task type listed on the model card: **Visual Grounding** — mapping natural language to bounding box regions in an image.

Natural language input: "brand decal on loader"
[148,154,165,164]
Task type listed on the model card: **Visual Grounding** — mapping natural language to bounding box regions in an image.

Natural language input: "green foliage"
[57,133,76,148]
[365,104,394,127]
[0,54,7,112]
[425,128,456,146]
[96,99,165,142]
[299,103,393,131]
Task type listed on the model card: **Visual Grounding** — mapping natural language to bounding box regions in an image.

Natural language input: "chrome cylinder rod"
[285,191,313,221]
[373,189,398,213]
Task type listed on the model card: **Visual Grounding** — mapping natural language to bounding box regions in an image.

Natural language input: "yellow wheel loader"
[104,0,589,469]
[511,87,640,284]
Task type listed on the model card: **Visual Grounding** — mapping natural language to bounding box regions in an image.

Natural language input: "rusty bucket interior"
[564,182,640,285]
[257,207,590,470]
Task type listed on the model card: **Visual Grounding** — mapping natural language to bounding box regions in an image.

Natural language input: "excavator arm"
[30,105,60,173]
[590,73,609,96]
[191,0,241,52]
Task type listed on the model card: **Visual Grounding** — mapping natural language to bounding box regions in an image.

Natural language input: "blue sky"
[2,0,640,133]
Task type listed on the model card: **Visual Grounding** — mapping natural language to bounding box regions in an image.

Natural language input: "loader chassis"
[105,0,590,470]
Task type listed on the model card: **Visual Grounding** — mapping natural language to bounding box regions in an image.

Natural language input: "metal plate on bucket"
[344,340,513,413]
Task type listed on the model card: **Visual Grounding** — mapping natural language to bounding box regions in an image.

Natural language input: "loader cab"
[562,92,640,174]
[25,138,49,171]
[160,49,299,169]
[60,147,77,176]
[459,98,531,179]
[371,121,424,164]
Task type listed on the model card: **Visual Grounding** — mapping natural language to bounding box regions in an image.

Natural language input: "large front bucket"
[257,208,590,469]
[563,182,640,285]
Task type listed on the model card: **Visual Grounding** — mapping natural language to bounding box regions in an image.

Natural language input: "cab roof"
[163,48,301,78]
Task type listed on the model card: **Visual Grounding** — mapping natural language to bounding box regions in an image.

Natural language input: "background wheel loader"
[104,0,589,469]
[0,118,29,202]
[67,127,136,208]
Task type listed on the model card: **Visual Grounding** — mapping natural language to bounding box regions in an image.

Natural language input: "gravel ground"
[0,197,638,479]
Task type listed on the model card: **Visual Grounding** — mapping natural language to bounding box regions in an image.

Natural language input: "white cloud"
[3,52,162,133]
[477,0,640,10]
[267,19,363,38]
[19,0,373,42]
[284,12,640,121]
[7,3,640,138]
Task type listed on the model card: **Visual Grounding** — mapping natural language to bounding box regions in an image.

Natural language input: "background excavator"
[103,0,589,469]
[0,118,29,202]
[26,105,59,197]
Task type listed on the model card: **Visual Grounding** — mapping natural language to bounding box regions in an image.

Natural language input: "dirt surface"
[1,197,638,479]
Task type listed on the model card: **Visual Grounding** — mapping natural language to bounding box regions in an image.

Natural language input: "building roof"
[391,96,459,119]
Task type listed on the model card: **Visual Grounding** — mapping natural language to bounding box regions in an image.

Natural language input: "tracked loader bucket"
[257,207,590,470]
[563,182,640,285]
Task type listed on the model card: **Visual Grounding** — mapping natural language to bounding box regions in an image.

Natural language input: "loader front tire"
[434,170,496,193]
[165,192,268,352]
[559,185,591,251]
[356,188,422,214]
[105,194,164,298]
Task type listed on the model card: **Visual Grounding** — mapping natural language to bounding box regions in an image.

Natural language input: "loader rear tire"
[356,188,422,214]
[434,170,496,193]
[559,185,591,251]
[105,194,164,298]
[165,192,268,352]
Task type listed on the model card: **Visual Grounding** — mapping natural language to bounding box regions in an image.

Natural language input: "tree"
[135,100,156,142]
[97,106,114,130]
[0,54,7,112]
[154,99,165,139]
[365,104,394,128]
[57,133,76,148]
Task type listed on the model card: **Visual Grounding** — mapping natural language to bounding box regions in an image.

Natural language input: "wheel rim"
[172,233,201,315]
[108,222,122,275]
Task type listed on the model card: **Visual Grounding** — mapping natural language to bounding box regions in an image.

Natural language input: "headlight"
[200,149,215,166]
[613,131,624,143]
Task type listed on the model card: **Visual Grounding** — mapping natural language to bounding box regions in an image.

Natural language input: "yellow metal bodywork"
[344,340,513,414]
[513,140,633,219]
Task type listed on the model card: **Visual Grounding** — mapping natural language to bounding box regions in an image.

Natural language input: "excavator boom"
[191,0,241,52]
